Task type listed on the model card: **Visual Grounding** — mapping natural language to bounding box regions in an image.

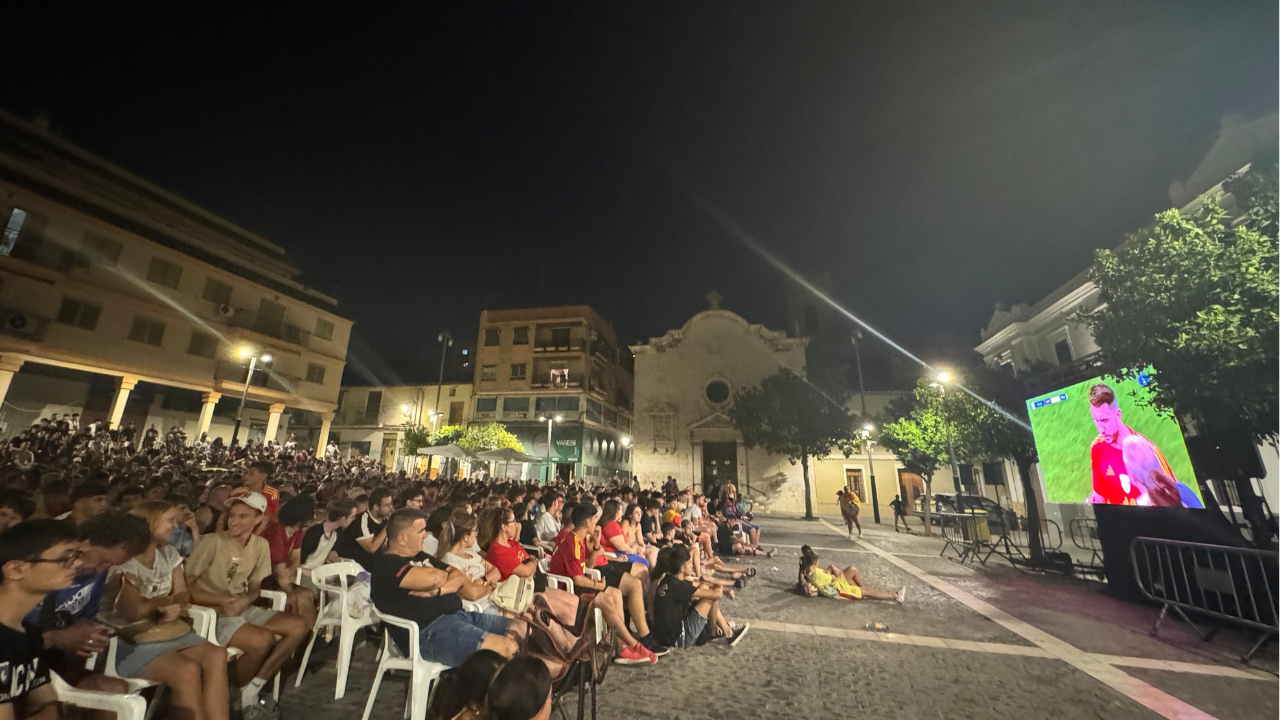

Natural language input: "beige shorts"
[214,604,279,645]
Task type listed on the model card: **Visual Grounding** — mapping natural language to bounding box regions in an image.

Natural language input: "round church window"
[705,380,730,404]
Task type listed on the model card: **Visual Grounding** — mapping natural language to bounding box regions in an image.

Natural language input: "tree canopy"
[729,368,852,519]
[1085,158,1279,443]
[455,422,525,453]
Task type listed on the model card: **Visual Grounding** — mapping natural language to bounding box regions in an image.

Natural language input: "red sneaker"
[615,643,657,665]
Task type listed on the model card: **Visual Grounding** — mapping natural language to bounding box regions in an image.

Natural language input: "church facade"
[629,298,814,513]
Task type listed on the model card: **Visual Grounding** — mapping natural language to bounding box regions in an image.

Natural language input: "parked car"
[915,493,1017,534]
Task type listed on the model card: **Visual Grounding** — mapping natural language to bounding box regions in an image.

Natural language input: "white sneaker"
[895,586,906,604]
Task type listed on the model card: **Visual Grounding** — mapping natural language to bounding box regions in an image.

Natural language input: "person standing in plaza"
[839,489,862,538]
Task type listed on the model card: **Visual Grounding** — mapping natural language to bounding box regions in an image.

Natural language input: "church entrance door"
[701,441,737,498]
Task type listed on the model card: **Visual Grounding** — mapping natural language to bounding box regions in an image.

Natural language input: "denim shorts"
[420,610,513,667]
[674,609,709,649]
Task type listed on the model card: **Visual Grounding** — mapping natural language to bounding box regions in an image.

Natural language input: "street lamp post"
[851,333,881,523]
[933,371,963,493]
[231,347,272,447]
[539,414,561,484]
[433,332,453,437]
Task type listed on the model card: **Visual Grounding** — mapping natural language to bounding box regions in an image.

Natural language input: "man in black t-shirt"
[340,489,394,567]
[652,544,748,650]
[370,509,520,667]
[1,520,85,719]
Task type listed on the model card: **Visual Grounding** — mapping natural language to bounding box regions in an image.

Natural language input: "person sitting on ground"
[651,544,749,650]
[548,504,662,663]
[57,481,110,525]
[185,491,309,719]
[0,520,83,720]
[485,654,553,720]
[261,495,318,628]
[425,649,506,720]
[370,509,522,669]
[598,500,656,568]
[799,545,904,603]
[108,501,231,720]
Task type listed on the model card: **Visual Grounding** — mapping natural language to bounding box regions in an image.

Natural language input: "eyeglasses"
[27,550,83,568]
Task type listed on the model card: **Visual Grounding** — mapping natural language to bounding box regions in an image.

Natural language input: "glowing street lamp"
[930,369,962,493]
[538,414,562,484]
[231,347,272,446]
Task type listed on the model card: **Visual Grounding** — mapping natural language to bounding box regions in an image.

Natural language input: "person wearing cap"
[185,491,308,719]
[227,461,280,534]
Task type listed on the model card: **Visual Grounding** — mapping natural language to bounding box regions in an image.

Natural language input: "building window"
[503,397,529,413]
[449,387,457,396]
[127,316,166,346]
[1053,338,1073,366]
[315,318,334,341]
[305,363,327,384]
[550,327,571,346]
[202,277,232,305]
[512,326,529,345]
[705,380,731,404]
[535,397,558,414]
[480,364,497,381]
[484,328,500,346]
[475,397,498,413]
[586,399,602,423]
[78,232,122,268]
[510,363,527,380]
[146,257,183,289]
[55,298,102,331]
[187,331,218,359]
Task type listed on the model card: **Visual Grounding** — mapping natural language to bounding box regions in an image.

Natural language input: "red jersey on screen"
[549,534,587,578]
[485,539,529,581]
[1090,428,1175,505]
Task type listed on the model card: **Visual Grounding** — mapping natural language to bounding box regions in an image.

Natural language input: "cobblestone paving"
[276,515,1275,720]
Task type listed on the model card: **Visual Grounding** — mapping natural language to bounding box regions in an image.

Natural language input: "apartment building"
[0,111,351,449]
[326,382,472,467]
[472,305,634,482]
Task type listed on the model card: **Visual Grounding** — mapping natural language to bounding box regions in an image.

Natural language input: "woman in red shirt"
[483,508,579,623]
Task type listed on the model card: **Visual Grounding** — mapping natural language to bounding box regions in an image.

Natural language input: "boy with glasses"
[0,520,84,720]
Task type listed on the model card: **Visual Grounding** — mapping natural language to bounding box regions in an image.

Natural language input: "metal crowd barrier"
[981,516,1063,567]
[1130,536,1278,663]
[1069,518,1106,578]
[938,512,986,564]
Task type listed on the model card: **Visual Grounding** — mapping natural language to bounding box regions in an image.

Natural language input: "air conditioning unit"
[0,308,48,341]
[218,304,234,318]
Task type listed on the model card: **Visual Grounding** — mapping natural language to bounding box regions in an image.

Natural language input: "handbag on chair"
[490,574,535,614]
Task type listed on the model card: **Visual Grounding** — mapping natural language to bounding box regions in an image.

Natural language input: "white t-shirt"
[110,546,183,599]
[443,550,486,582]
[535,511,561,542]
[688,505,703,522]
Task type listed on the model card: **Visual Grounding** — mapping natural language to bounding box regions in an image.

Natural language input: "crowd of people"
[0,417,809,720]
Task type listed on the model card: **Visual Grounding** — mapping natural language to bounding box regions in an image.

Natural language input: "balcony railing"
[533,340,585,354]
[215,361,301,394]
[1030,351,1105,393]
[530,371,584,389]
[227,309,311,348]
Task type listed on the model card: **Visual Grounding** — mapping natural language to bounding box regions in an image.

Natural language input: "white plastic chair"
[51,670,147,720]
[189,592,287,702]
[295,561,377,699]
[361,609,448,720]
[542,557,601,594]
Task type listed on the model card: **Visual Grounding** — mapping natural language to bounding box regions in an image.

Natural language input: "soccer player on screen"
[1087,383,1178,505]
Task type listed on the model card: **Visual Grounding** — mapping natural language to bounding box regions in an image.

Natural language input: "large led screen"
[1027,373,1203,507]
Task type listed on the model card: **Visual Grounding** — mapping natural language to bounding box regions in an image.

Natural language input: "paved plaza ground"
[278,515,1277,719]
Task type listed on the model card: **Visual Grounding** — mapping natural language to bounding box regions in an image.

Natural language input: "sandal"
[744,568,757,578]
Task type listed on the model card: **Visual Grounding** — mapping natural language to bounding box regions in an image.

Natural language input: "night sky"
[2,3,1275,384]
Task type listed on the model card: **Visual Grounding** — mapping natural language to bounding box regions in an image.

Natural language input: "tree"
[432,425,464,446]
[729,369,852,519]
[877,379,953,535]
[401,426,433,460]
[456,422,525,453]
[1084,171,1279,444]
